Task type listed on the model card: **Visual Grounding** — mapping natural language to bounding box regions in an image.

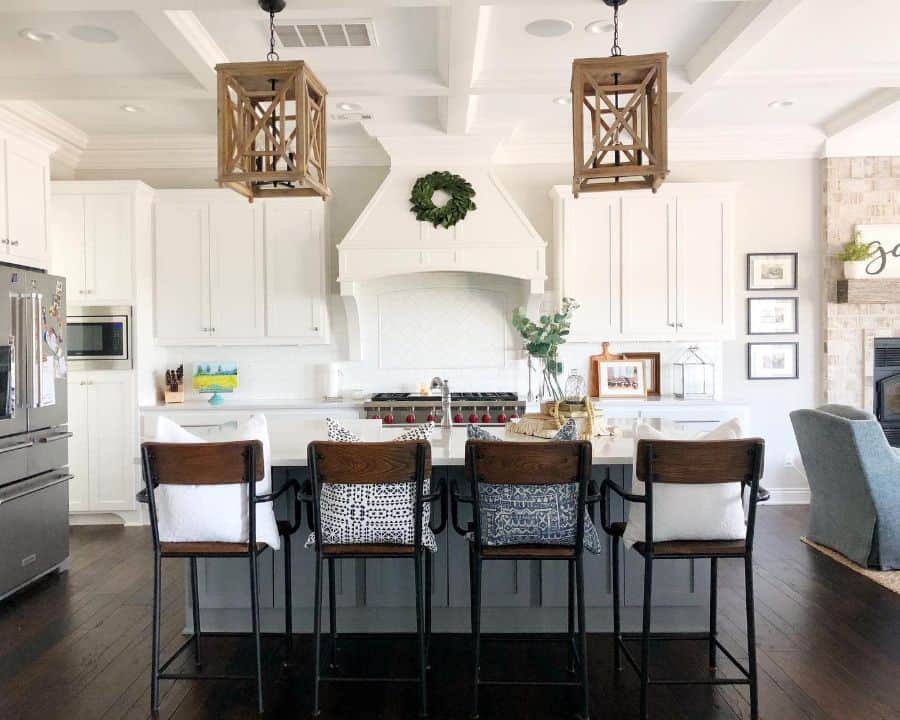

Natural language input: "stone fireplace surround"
[824,157,900,410]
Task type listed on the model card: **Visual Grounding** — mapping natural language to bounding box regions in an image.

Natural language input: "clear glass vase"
[537,356,563,402]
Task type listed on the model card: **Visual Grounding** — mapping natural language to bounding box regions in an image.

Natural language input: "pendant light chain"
[266,10,279,61]
[611,1,622,57]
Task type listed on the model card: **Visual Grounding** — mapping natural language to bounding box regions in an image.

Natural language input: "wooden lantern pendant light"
[571,0,668,196]
[216,0,329,201]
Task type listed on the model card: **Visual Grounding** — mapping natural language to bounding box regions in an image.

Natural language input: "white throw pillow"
[150,415,281,549]
[623,418,747,548]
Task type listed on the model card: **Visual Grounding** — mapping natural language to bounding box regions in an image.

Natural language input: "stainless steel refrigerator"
[0,266,71,600]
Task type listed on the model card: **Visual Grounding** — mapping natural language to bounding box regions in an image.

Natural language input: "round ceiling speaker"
[525,19,574,38]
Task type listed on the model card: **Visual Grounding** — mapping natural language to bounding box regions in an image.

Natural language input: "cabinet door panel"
[560,196,620,340]
[264,202,324,341]
[87,376,134,512]
[6,142,49,263]
[677,194,730,337]
[67,379,90,513]
[209,202,264,339]
[50,195,87,298]
[86,195,132,303]
[621,196,676,337]
[154,202,209,340]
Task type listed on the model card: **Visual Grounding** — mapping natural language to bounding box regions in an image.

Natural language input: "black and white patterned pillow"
[306,418,437,552]
[464,420,600,554]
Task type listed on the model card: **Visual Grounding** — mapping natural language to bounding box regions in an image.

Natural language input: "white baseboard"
[69,510,144,526]
[765,488,810,505]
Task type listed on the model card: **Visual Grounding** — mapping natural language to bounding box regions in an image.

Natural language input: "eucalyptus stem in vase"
[512,298,579,402]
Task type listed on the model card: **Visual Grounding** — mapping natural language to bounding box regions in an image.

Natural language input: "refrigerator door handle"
[30,293,42,409]
[0,439,35,455]
[38,431,73,444]
[6,333,15,419]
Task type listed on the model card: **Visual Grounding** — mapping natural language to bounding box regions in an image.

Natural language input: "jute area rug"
[801,537,900,595]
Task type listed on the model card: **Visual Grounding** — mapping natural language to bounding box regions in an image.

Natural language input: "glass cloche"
[673,346,715,399]
[564,369,587,402]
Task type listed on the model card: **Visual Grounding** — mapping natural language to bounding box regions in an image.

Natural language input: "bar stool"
[453,440,595,720]
[140,439,302,714]
[601,438,765,720]
[306,439,442,719]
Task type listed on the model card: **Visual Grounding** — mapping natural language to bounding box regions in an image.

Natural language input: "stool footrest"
[616,633,752,685]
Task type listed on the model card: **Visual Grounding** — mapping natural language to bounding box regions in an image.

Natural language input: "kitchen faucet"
[430,376,452,429]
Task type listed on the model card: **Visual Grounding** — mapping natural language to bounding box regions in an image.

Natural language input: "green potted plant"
[839,230,872,279]
[512,297,578,401]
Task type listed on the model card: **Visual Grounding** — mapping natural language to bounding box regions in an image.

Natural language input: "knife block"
[164,382,185,405]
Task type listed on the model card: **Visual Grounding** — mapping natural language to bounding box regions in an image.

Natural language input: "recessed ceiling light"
[19,28,57,42]
[553,96,571,105]
[69,25,119,44]
[336,102,361,112]
[525,19,574,38]
[120,104,143,113]
[584,20,614,34]
[768,99,794,109]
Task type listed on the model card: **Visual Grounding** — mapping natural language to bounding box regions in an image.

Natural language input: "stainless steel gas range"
[364,392,524,426]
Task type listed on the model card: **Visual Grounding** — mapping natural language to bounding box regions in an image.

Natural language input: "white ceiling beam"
[473,67,691,96]
[668,0,804,123]
[823,88,900,137]
[722,66,900,88]
[2,0,451,10]
[440,1,488,135]
[134,10,227,96]
[0,75,208,101]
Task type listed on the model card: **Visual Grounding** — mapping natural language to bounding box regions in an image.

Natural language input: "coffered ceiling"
[0,0,897,170]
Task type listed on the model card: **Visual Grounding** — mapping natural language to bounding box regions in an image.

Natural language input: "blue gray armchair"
[790,404,900,570]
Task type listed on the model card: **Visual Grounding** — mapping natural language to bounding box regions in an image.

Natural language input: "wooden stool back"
[141,440,264,487]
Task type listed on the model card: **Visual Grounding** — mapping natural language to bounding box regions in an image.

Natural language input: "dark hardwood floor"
[1,506,898,720]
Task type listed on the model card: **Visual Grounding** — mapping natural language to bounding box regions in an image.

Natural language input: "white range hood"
[337,135,547,360]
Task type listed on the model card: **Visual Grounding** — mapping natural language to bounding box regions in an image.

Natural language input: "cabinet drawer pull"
[0,440,34,454]
[39,431,74,444]
[0,238,8,245]
[11,240,19,247]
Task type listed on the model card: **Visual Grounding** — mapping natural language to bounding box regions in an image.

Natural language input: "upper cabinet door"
[85,195,133,304]
[208,200,264,339]
[556,194,621,341]
[676,192,732,338]
[154,201,210,341]
[621,194,677,337]
[264,201,327,342]
[50,195,88,298]
[5,140,49,266]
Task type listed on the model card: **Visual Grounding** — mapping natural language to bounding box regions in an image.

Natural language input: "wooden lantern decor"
[570,1,668,196]
[215,1,329,202]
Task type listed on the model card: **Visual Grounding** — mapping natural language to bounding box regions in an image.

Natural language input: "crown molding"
[0,102,86,167]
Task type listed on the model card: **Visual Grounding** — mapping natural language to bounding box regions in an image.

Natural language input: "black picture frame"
[747,342,799,380]
[746,253,798,291]
[747,297,799,335]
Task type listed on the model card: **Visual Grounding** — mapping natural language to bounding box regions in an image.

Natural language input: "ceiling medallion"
[570,0,668,196]
[215,0,329,202]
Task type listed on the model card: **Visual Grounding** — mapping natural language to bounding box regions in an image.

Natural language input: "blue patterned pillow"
[465,422,600,554]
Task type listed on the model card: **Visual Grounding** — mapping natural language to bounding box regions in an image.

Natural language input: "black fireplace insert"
[873,338,900,446]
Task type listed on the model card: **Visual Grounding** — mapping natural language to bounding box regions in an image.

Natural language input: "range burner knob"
[509,411,519,420]
[453,413,464,424]
[405,413,416,424]
[383,414,394,424]
[468,412,479,423]
[482,413,492,423]
[497,412,507,423]
[427,411,436,422]
[371,413,380,420]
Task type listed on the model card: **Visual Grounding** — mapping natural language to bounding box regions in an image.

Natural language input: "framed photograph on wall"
[747,253,798,290]
[597,359,647,398]
[747,297,799,335]
[622,352,661,396]
[747,342,799,380]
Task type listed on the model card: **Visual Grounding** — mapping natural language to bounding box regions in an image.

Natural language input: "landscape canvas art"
[192,362,238,404]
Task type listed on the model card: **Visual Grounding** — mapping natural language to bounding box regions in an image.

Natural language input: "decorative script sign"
[858,224,900,277]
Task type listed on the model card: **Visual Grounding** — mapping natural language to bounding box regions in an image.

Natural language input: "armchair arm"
[585,474,605,522]
[599,477,645,535]
[424,476,447,534]
[450,476,474,536]
[256,478,303,535]
[136,488,149,504]
[296,477,315,531]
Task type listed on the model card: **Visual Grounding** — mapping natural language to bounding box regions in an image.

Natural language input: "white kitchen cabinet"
[68,372,135,515]
[154,192,264,343]
[552,184,734,341]
[0,134,51,269]
[50,188,135,304]
[264,200,328,343]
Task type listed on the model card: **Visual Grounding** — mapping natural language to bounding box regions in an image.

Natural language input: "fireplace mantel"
[836,278,900,303]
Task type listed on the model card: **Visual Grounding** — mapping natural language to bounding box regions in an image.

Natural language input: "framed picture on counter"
[621,351,661,396]
[747,342,799,380]
[747,297,799,335]
[747,253,798,290]
[597,359,647,398]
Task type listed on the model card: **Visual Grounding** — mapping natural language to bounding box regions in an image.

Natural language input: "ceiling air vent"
[274,20,376,48]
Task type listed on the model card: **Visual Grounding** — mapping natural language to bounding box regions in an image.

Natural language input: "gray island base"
[186,421,715,635]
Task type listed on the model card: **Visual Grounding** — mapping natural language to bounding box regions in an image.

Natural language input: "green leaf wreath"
[409,171,477,228]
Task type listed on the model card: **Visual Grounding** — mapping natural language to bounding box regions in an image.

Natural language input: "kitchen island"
[181,419,715,634]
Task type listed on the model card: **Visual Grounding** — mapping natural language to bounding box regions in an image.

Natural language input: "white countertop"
[140,398,365,412]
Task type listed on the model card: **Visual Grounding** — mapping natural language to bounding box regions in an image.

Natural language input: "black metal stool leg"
[577,555,590,720]
[567,558,576,673]
[612,537,622,673]
[313,553,323,718]
[709,558,718,670]
[470,546,482,720]
[284,533,293,667]
[249,553,264,715]
[415,552,428,719]
[151,552,162,712]
[640,556,653,720]
[745,554,759,720]
[328,558,338,670]
[189,557,202,667]
[425,550,433,669]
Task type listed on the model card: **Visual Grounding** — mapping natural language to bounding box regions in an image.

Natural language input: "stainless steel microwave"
[67,306,132,370]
